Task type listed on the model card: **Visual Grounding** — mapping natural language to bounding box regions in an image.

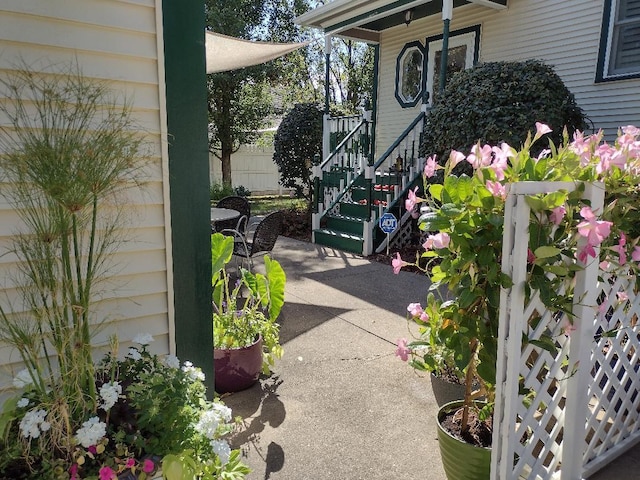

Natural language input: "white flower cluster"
[75,416,107,448]
[99,381,122,411]
[19,409,51,439]
[13,369,33,389]
[163,354,180,369]
[182,361,205,382]
[17,398,30,408]
[133,332,154,345]
[195,403,234,465]
[127,347,142,361]
[211,439,231,465]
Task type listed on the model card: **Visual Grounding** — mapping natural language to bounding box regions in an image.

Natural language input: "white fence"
[493,182,640,479]
[210,144,292,196]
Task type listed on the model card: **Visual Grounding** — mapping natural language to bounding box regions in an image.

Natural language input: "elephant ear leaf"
[264,256,286,321]
[211,233,234,285]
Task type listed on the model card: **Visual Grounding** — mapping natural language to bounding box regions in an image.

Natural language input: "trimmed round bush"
[420,60,587,165]
[273,103,323,200]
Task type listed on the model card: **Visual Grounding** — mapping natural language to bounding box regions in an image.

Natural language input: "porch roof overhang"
[295,0,506,42]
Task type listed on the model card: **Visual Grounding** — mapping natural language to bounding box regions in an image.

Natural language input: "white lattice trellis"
[492,181,640,480]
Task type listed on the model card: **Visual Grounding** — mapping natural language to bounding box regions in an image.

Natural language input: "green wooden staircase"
[312,112,425,255]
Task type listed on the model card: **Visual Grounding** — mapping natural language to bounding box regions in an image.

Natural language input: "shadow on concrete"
[278,301,351,345]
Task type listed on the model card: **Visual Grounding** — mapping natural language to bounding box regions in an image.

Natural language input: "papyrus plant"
[0,63,147,452]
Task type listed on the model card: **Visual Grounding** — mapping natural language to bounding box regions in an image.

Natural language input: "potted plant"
[395,123,640,479]
[0,65,250,479]
[211,233,285,393]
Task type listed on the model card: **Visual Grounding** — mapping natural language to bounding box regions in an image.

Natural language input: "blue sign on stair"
[379,213,397,234]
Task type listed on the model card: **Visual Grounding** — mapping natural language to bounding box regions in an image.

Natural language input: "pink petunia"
[423,155,438,178]
[99,466,117,480]
[485,180,507,200]
[395,338,411,362]
[405,186,419,213]
[549,205,566,226]
[392,253,407,274]
[143,459,155,474]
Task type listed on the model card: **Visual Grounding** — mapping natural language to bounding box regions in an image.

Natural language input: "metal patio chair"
[213,195,251,234]
[222,210,284,271]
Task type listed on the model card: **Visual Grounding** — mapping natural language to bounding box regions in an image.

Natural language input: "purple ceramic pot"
[214,336,263,393]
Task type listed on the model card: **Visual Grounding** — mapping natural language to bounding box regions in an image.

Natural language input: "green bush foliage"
[420,60,587,169]
[273,103,323,200]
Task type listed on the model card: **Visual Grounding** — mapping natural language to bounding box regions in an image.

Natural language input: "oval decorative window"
[395,42,424,108]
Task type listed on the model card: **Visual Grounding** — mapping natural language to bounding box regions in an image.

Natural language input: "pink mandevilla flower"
[611,232,627,266]
[423,232,450,250]
[449,149,466,167]
[143,459,155,473]
[527,249,536,264]
[617,291,629,303]
[407,303,424,317]
[99,466,117,480]
[423,155,438,178]
[466,144,492,169]
[577,206,613,247]
[405,186,419,213]
[549,205,566,226]
[534,122,552,139]
[562,319,577,336]
[395,338,411,362]
[485,180,507,200]
[490,143,513,180]
[392,253,407,274]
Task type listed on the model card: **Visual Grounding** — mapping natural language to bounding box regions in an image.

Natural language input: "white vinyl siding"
[0,0,171,390]
[374,0,640,158]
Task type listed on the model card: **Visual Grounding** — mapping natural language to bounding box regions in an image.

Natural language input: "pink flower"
[577,244,597,263]
[449,150,465,167]
[490,143,514,180]
[423,232,450,250]
[423,155,438,178]
[533,122,552,143]
[69,464,79,480]
[99,466,117,480]
[577,207,612,246]
[143,459,155,474]
[392,253,407,274]
[485,180,507,200]
[527,249,536,264]
[405,186,419,213]
[88,445,97,455]
[561,319,577,336]
[617,291,629,303]
[611,232,627,265]
[395,338,411,362]
[622,125,640,137]
[125,458,136,468]
[633,246,640,262]
[407,303,424,317]
[466,144,493,169]
[549,205,566,226]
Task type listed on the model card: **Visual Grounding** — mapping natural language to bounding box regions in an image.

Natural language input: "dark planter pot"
[437,400,492,480]
[430,372,466,407]
[214,336,263,393]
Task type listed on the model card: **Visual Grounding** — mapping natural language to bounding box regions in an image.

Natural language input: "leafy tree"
[273,103,323,199]
[205,0,309,186]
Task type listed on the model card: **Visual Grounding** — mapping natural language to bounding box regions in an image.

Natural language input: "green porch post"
[162,0,214,393]
[439,0,453,95]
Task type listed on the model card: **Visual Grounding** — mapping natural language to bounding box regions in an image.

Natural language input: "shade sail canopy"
[205,31,308,73]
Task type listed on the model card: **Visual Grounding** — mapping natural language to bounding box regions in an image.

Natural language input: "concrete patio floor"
[221,236,640,480]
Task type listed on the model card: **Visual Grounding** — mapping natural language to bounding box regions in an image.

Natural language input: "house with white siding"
[0,0,213,393]
[297,0,640,256]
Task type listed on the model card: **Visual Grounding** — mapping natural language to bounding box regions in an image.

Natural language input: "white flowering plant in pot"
[0,334,250,479]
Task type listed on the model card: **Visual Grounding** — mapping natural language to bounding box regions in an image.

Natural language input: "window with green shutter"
[597,0,640,81]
